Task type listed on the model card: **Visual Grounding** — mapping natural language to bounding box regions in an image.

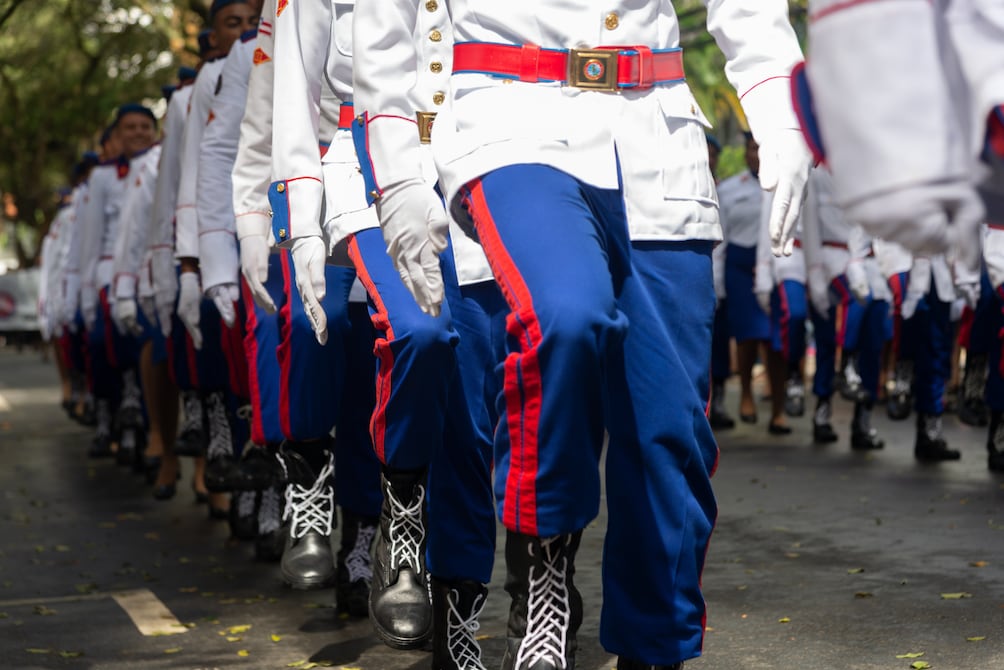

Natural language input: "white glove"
[151,249,178,338]
[846,181,984,258]
[375,179,449,316]
[156,298,174,338]
[290,237,329,345]
[178,271,203,349]
[901,262,931,321]
[112,297,144,336]
[956,281,980,309]
[757,129,813,257]
[807,265,831,317]
[239,234,276,313]
[756,290,772,315]
[845,260,870,305]
[207,283,240,329]
[81,285,99,332]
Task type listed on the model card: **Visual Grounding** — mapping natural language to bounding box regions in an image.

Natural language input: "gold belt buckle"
[567,48,619,91]
[416,111,437,144]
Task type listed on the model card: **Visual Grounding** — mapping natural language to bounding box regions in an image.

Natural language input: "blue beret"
[115,102,158,130]
[210,0,248,20]
[161,84,177,102]
[705,133,722,153]
[81,150,100,165]
[177,66,197,82]
[197,29,213,57]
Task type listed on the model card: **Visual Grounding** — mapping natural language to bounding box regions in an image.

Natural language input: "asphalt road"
[1,346,1002,670]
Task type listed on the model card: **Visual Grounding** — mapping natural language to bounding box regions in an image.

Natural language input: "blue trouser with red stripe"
[725,243,770,342]
[711,301,731,383]
[242,254,286,445]
[165,297,230,393]
[770,279,807,371]
[427,246,506,584]
[87,287,140,401]
[346,227,458,470]
[903,292,953,415]
[462,165,713,664]
[963,271,995,356]
[810,302,837,398]
[986,286,1004,411]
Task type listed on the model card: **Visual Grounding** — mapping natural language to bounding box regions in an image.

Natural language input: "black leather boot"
[204,391,241,491]
[708,382,735,430]
[617,658,684,670]
[254,484,285,562]
[500,531,582,670]
[886,360,913,421]
[987,411,1004,472]
[336,509,378,618]
[785,372,805,417]
[279,449,336,589]
[88,398,114,458]
[850,400,884,450]
[431,577,489,670]
[229,490,259,540]
[174,390,207,457]
[959,353,989,426]
[370,468,432,649]
[915,413,960,462]
[812,396,839,444]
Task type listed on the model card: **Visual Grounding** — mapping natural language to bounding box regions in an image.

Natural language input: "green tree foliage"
[0,0,210,264]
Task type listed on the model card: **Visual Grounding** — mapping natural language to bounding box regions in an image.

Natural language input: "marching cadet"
[717,134,777,426]
[74,106,158,462]
[38,187,74,410]
[874,238,917,420]
[802,167,886,450]
[353,2,811,670]
[172,0,259,516]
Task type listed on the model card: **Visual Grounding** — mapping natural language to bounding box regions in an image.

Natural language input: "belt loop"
[634,46,653,87]
[519,43,541,83]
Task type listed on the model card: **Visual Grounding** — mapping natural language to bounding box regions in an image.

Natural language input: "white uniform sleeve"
[985,225,1004,291]
[352,0,424,194]
[269,0,329,247]
[704,0,804,140]
[77,168,111,293]
[234,0,277,243]
[198,41,254,292]
[113,148,161,299]
[175,62,223,261]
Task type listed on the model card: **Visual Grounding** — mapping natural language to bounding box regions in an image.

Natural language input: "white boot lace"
[386,481,426,574]
[514,536,571,670]
[814,400,831,426]
[447,587,487,670]
[95,399,111,438]
[284,459,335,539]
[120,370,142,410]
[258,485,283,534]
[345,522,377,583]
[205,393,233,460]
[180,392,202,434]
[237,490,257,517]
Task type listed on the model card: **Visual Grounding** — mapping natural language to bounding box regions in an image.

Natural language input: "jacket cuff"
[235,211,272,241]
[174,206,199,259]
[198,230,240,291]
[740,75,800,141]
[352,112,425,204]
[114,274,137,300]
[269,177,324,248]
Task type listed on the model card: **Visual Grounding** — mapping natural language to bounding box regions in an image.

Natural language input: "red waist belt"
[452,42,684,91]
[338,102,355,130]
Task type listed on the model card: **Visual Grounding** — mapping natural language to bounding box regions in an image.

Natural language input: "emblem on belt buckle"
[417,111,437,144]
[567,49,618,91]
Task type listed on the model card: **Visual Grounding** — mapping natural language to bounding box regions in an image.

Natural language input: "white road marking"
[0,392,10,411]
[112,589,188,636]
[0,588,188,637]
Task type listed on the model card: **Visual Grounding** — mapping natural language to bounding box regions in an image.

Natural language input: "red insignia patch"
[253,47,271,65]
[277,0,288,17]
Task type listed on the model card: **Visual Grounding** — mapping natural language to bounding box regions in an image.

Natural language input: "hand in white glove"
[112,297,144,336]
[756,290,772,316]
[178,271,203,349]
[80,285,99,332]
[846,181,984,258]
[956,281,980,310]
[807,265,831,318]
[376,179,449,316]
[207,283,240,328]
[239,234,276,313]
[757,129,813,257]
[844,260,870,305]
[156,298,174,338]
[291,237,329,345]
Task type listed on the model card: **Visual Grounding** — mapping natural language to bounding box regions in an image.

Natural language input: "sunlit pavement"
[1,346,1002,669]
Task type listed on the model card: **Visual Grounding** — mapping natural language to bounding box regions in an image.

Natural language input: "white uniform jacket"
[755,191,804,292]
[718,170,761,249]
[77,160,131,297]
[801,167,851,285]
[353,0,802,244]
[175,57,227,261]
[846,225,893,303]
[198,33,258,293]
[985,224,1004,291]
[112,145,162,300]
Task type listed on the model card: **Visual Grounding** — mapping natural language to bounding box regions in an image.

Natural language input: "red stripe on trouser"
[779,283,791,360]
[832,280,851,348]
[888,273,903,360]
[463,179,541,535]
[278,253,294,439]
[100,289,119,369]
[346,235,394,464]
[222,309,249,399]
[241,279,267,445]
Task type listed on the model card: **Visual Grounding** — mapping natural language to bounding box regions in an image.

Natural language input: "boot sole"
[368,599,432,650]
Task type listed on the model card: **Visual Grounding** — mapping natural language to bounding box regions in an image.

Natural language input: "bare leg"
[767,348,789,429]
[737,340,759,421]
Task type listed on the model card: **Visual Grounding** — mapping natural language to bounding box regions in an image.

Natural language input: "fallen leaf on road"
[226,636,242,642]
[179,587,198,593]
[57,651,82,658]
[966,636,986,642]
[848,568,865,574]
[227,624,252,634]
[910,662,931,670]
[271,634,282,643]
[33,605,56,616]
[24,649,50,654]
[854,592,874,599]
[940,592,972,599]
[778,617,791,623]
[54,545,70,552]
[163,647,181,654]
[896,652,924,658]
[237,649,249,657]
[75,583,98,594]
[969,561,988,568]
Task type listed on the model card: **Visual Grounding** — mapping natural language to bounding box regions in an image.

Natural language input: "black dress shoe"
[237,445,281,491]
[709,410,736,430]
[617,657,683,670]
[915,414,960,462]
[813,423,839,444]
[739,412,758,424]
[767,421,791,435]
[208,504,229,520]
[851,428,885,450]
